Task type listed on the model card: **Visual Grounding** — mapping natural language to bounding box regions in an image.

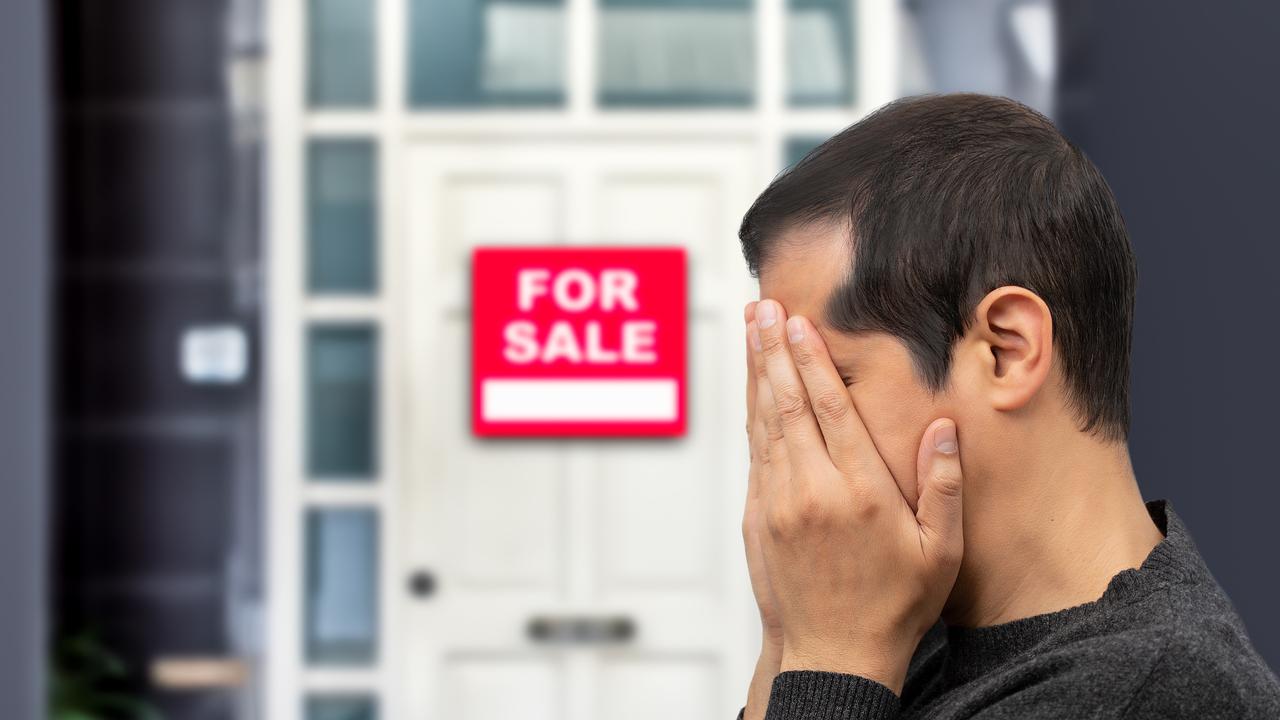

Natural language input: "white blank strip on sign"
[482,379,678,422]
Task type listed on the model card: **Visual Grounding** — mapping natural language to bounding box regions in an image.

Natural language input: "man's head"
[740,93,1136,506]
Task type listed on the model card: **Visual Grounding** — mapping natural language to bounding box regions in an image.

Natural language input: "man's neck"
[942,418,1165,629]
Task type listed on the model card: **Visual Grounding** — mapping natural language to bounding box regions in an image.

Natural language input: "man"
[735,93,1280,719]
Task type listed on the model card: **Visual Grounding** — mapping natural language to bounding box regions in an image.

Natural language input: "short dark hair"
[740,93,1136,441]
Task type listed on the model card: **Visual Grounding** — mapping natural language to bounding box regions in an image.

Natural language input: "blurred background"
[2,0,1278,718]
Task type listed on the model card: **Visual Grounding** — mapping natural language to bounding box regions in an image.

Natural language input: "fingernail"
[749,324,762,352]
[757,300,777,329]
[787,316,805,343]
[934,422,958,454]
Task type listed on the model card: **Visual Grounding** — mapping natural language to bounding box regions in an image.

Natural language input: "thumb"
[914,418,964,568]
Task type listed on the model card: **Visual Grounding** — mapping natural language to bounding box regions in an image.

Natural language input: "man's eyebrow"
[811,325,856,374]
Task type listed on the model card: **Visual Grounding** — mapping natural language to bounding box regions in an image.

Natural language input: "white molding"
[860,0,902,109]
[301,483,384,507]
[264,0,304,716]
[302,297,385,322]
[301,668,384,693]
[377,0,407,708]
[567,0,597,120]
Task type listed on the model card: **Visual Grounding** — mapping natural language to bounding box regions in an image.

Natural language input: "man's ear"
[963,286,1054,412]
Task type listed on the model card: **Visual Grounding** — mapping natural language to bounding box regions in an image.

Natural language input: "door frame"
[265,0,901,716]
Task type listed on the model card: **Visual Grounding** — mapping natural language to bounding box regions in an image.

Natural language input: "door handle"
[408,569,437,598]
[526,615,636,644]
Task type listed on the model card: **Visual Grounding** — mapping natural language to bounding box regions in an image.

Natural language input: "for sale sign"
[471,247,687,437]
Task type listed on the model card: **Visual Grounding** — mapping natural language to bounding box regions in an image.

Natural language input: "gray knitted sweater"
[740,501,1280,719]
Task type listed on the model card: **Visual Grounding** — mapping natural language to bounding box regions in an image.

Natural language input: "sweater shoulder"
[1115,617,1280,720]
[982,618,1280,720]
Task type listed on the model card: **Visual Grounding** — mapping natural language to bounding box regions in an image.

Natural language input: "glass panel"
[306,695,378,720]
[308,0,376,107]
[787,0,856,106]
[599,0,755,107]
[408,0,566,107]
[784,135,828,169]
[305,509,379,665]
[307,325,378,480]
[308,140,378,293]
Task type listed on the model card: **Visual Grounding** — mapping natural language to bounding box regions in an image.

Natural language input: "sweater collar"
[938,500,1203,683]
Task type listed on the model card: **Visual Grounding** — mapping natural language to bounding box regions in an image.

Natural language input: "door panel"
[441,321,564,590]
[595,175,721,257]
[403,139,755,719]
[598,654,718,720]
[595,317,722,593]
[443,655,563,720]
[439,176,566,271]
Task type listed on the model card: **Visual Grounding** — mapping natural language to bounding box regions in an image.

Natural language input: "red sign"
[472,247,687,437]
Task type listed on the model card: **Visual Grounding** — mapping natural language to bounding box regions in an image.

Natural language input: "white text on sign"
[504,268,656,365]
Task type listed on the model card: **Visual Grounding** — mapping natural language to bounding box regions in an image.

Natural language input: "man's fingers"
[750,320,786,451]
[750,323,786,498]
[914,419,964,571]
[783,314,879,469]
[754,300,827,464]
[749,411,770,499]
[746,310,767,503]
[745,301,758,438]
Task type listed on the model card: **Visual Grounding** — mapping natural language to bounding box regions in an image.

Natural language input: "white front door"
[398,138,758,719]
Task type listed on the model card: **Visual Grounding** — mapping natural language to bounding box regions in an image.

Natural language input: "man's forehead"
[756,222,850,326]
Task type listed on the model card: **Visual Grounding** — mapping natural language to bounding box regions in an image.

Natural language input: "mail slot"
[526,615,637,644]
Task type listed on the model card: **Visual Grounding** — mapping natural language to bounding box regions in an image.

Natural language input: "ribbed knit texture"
[763,671,899,720]
[738,501,1280,719]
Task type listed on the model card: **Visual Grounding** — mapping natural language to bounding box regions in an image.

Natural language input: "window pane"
[306,510,379,665]
[787,0,856,106]
[784,135,828,169]
[408,0,566,107]
[599,0,754,107]
[307,325,378,480]
[308,140,378,293]
[307,696,378,720]
[308,0,376,107]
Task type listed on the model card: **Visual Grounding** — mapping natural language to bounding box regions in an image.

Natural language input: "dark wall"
[1057,1,1280,670]
[55,0,261,717]
[0,0,50,715]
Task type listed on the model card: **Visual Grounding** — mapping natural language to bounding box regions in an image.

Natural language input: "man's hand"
[747,298,965,696]
[742,301,785,720]
[743,302,786,645]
